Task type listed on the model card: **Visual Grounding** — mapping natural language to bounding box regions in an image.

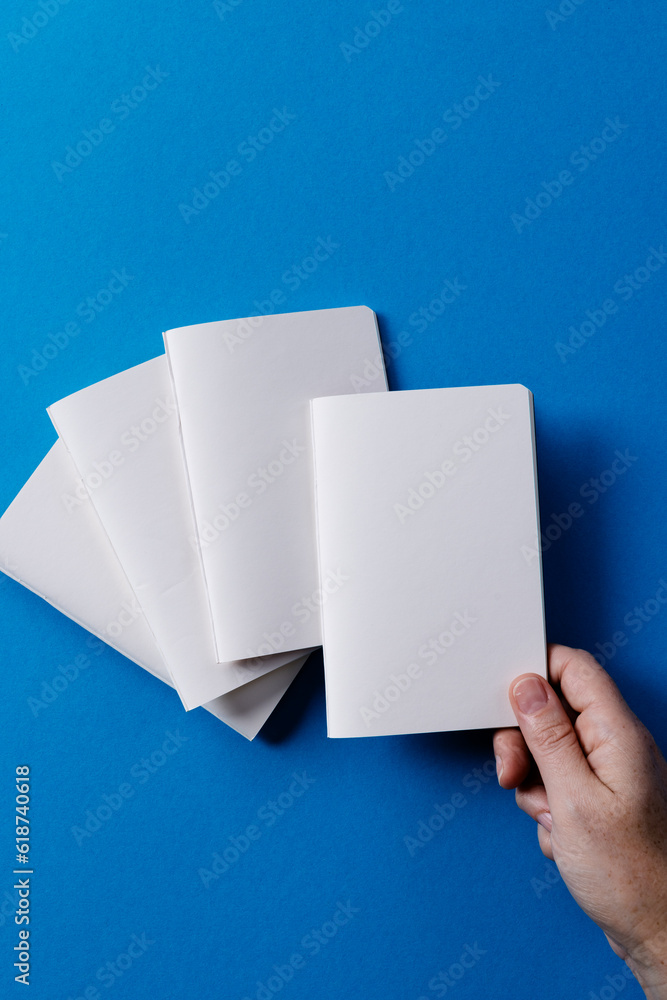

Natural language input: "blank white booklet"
[48,356,312,711]
[0,442,307,739]
[164,306,387,662]
[311,384,547,737]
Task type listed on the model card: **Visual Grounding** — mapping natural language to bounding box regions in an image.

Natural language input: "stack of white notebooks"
[0,306,546,740]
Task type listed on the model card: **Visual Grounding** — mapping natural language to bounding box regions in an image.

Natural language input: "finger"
[547,645,648,777]
[513,777,554,858]
[547,644,620,702]
[493,728,531,788]
[536,822,554,860]
[494,681,580,788]
[509,673,594,806]
[547,644,634,727]
[515,779,551,830]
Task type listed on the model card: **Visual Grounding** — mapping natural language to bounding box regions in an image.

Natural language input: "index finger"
[547,643,644,763]
[547,644,629,713]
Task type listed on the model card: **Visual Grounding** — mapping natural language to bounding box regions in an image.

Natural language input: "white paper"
[47,357,312,710]
[0,441,307,740]
[164,306,387,661]
[311,384,546,737]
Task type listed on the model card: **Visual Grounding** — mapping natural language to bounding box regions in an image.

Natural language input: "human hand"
[493,644,667,999]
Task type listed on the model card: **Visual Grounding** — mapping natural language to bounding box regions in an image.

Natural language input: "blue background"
[1,1,665,997]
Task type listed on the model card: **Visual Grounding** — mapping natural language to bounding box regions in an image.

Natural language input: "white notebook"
[0,442,307,739]
[311,384,546,737]
[164,306,387,662]
[47,357,312,711]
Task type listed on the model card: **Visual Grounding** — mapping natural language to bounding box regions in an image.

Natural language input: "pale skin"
[493,644,667,999]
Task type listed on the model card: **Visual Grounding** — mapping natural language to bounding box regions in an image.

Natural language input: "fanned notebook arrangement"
[0,306,546,740]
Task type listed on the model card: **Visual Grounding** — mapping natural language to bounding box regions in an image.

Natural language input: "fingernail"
[536,811,552,832]
[495,754,504,783]
[512,677,548,715]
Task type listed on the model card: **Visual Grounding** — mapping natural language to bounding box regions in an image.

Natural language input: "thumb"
[509,674,592,804]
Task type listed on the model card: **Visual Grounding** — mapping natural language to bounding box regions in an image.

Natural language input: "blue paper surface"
[1,1,664,996]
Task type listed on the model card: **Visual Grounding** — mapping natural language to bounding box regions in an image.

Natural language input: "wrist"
[626,929,667,999]
[635,978,667,1000]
